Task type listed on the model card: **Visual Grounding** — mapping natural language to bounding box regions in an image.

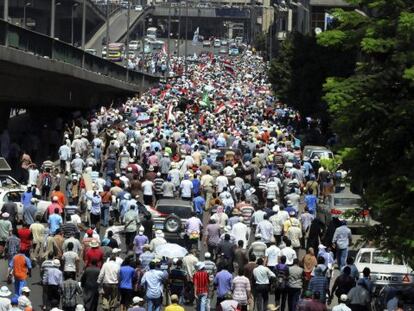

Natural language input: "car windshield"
[334,197,360,206]
[157,205,192,218]
[312,151,333,159]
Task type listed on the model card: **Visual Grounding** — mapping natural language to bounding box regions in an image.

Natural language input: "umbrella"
[155,243,188,258]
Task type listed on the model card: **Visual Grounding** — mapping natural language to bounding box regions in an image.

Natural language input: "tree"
[318,1,414,264]
[268,32,356,126]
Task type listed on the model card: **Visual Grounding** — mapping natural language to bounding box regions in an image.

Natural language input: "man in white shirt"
[280,240,297,265]
[256,214,274,244]
[141,178,154,205]
[215,172,229,193]
[332,294,351,311]
[180,174,193,200]
[58,143,71,173]
[231,217,249,249]
[264,241,280,268]
[253,258,276,311]
[97,254,120,311]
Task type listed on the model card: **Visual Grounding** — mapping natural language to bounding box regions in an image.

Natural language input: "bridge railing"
[0,19,161,86]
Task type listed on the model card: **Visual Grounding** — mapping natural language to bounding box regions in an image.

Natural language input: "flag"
[223,62,235,76]
[214,102,226,114]
[226,100,237,109]
[324,13,334,31]
[199,114,205,125]
[192,27,199,45]
[160,90,167,101]
[200,92,211,110]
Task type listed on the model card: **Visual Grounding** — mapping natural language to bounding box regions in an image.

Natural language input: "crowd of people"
[0,48,386,311]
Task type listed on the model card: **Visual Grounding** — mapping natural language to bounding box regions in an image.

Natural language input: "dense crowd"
[0,49,384,311]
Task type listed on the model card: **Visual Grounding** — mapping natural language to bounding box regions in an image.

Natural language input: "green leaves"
[319,0,414,266]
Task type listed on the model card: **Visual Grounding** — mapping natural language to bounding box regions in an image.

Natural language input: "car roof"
[331,190,361,199]
[303,145,331,150]
[156,199,192,208]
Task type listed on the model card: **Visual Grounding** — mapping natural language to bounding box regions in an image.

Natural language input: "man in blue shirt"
[304,189,318,214]
[48,208,62,235]
[193,195,205,218]
[213,262,233,308]
[141,261,168,311]
[332,221,352,269]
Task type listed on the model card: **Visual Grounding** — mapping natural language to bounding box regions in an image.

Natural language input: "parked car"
[355,248,414,288]
[303,145,334,159]
[128,40,141,50]
[134,5,143,11]
[0,175,25,190]
[221,39,228,46]
[145,199,193,233]
[0,189,50,222]
[317,188,371,228]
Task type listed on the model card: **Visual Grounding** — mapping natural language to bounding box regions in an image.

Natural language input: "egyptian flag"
[199,114,205,125]
[214,102,226,114]
[223,61,235,76]
[160,90,167,101]
[227,100,237,109]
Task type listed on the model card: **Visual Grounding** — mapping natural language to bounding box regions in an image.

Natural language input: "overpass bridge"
[0,19,160,116]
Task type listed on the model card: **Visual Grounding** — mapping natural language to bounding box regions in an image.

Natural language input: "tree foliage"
[268,32,356,123]
[318,0,414,264]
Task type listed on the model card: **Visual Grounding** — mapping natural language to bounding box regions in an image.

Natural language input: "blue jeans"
[337,248,348,269]
[197,293,208,311]
[147,296,162,311]
[14,279,26,296]
[101,204,110,227]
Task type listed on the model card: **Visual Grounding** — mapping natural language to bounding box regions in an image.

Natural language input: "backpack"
[275,265,288,290]
[42,174,52,187]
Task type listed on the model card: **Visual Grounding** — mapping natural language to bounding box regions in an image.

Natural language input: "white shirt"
[28,168,39,186]
[265,245,281,267]
[58,145,71,161]
[332,303,352,311]
[280,246,297,265]
[253,265,276,285]
[215,175,229,193]
[0,298,11,311]
[231,222,249,249]
[257,220,274,243]
[180,179,193,198]
[142,180,154,195]
[97,260,120,284]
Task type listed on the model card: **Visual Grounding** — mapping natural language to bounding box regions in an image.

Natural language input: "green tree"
[318,1,414,264]
[268,32,356,122]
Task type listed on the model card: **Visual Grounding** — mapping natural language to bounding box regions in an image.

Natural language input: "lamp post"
[184,0,188,74]
[71,2,79,45]
[81,0,86,50]
[23,2,31,28]
[50,0,61,38]
[125,0,130,80]
[4,0,9,21]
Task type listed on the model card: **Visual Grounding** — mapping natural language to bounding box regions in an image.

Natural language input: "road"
[86,8,144,55]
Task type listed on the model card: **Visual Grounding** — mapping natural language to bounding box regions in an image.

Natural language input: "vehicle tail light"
[331,209,343,215]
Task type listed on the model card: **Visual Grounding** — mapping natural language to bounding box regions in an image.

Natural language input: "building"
[309,0,352,33]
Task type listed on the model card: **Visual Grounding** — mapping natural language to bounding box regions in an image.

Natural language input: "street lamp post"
[167,1,171,76]
[184,0,188,74]
[50,0,61,38]
[125,0,130,81]
[105,0,110,57]
[81,0,86,50]
[71,3,79,45]
[23,2,31,29]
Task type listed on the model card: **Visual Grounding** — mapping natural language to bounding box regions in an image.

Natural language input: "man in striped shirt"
[193,262,209,311]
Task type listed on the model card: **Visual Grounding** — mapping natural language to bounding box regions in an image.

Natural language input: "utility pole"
[105,0,110,55]
[184,0,188,74]
[167,1,171,76]
[50,0,55,37]
[177,6,181,59]
[81,0,86,50]
[4,0,8,21]
[125,0,130,81]
[269,23,272,60]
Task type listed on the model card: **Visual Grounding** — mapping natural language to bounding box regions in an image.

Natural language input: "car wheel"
[164,215,181,233]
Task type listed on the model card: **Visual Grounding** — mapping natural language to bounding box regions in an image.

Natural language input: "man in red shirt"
[17,223,32,257]
[193,262,209,311]
[84,239,104,268]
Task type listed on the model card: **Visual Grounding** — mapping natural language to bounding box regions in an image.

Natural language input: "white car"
[221,39,228,46]
[0,189,51,222]
[214,39,221,47]
[128,40,140,51]
[134,5,143,11]
[202,40,211,47]
[355,248,414,288]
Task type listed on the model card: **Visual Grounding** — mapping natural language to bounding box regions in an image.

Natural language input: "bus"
[106,43,124,62]
[146,27,158,40]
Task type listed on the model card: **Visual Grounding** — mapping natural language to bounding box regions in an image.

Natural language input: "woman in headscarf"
[301,247,317,289]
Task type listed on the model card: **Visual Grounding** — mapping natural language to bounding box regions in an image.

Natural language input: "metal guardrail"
[0,19,161,86]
